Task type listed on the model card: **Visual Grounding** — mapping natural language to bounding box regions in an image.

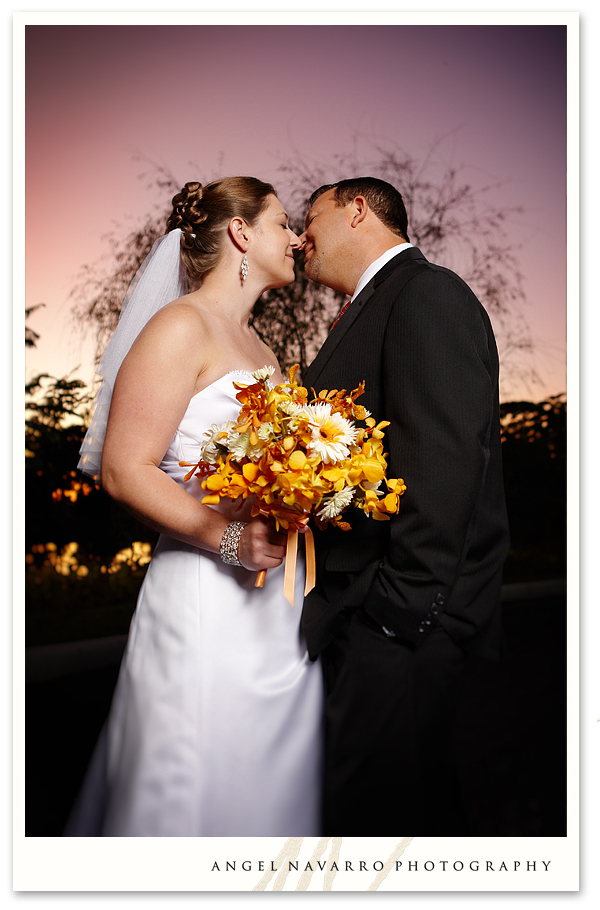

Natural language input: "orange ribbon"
[304,528,316,596]
[283,529,298,606]
[255,527,316,607]
[283,527,316,606]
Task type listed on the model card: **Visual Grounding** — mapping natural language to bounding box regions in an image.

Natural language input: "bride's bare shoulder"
[159,295,209,323]
[144,297,212,340]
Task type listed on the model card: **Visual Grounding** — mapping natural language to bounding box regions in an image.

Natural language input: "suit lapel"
[305,247,428,390]
[304,279,376,389]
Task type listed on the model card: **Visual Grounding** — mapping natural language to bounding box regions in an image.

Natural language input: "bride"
[65,177,323,836]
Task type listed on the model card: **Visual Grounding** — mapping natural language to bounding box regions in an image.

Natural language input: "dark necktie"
[330,297,352,331]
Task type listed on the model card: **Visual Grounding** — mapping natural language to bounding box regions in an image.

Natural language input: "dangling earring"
[241,254,249,282]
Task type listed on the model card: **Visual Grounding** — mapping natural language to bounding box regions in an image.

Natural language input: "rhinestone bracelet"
[219,521,247,566]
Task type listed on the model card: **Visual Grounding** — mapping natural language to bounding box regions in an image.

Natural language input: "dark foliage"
[26,373,155,559]
[25,304,45,348]
[500,394,566,581]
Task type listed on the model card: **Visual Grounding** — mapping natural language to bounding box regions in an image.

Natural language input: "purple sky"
[25,23,568,400]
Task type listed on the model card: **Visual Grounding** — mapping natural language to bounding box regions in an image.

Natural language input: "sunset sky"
[23,17,571,402]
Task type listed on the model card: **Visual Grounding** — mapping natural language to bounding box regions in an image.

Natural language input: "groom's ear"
[229,216,250,251]
[349,195,369,228]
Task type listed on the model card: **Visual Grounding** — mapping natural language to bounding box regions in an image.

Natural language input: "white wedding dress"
[65,371,323,836]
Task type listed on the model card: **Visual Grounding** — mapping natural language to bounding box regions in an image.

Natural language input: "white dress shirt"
[351,243,413,302]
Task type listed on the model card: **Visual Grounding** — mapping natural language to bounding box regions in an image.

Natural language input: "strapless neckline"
[192,369,255,400]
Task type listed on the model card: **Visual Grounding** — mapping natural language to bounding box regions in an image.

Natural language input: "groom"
[299,177,510,835]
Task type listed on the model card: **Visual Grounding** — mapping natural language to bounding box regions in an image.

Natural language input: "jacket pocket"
[324,521,389,573]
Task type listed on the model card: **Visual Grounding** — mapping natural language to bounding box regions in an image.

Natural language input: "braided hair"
[166,176,276,284]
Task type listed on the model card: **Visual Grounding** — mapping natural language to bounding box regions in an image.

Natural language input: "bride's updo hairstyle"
[166,177,276,285]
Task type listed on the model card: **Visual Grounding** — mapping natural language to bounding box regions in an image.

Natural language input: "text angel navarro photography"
[210,858,553,874]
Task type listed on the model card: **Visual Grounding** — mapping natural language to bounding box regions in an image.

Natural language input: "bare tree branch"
[70,137,539,395]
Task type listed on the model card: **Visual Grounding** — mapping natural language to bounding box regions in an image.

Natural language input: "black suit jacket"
[301,247,510,660]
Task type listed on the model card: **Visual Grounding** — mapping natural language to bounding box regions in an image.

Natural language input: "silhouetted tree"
[71,138,537,394]
[275,136,535,392]
[500,394,566,581]
[25,304,45,348]
[25,372,156,561]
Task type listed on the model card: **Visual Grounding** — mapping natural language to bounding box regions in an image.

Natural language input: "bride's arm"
[100,304,285,572]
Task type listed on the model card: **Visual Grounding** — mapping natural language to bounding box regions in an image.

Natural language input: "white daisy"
[278,400,304,431]
[226,428,249,458]
[280,399,303,418]
[226,428,263,462]
[257,421,275,441]
[251,365,276,382]
[300,401,333,424]
[317,487,355,520]
[306,408,358,464]
[201,421,234,464]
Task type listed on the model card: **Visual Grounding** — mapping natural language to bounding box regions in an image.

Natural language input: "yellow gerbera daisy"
[304,405,358,464]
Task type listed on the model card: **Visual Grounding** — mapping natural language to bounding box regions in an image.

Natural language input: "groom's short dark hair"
[308,177,409,241]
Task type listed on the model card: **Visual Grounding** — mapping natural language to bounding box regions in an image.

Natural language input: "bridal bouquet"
[182,365,406,602]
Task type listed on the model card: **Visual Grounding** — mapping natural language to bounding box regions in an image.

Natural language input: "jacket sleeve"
[359,267,499,645]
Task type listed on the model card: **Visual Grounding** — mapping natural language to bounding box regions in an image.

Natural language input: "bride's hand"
[237,516,287,572]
